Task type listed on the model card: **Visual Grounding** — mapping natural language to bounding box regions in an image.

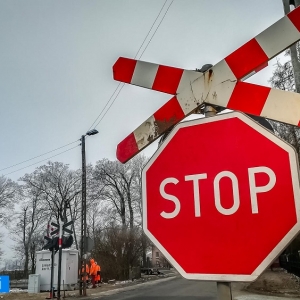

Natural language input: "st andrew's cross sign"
[113,5,300,163]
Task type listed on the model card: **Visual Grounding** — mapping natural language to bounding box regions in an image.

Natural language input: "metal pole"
[204,105,217,117]
[69,205,78,250]
[50,248,55,299]
[79,135,87,296]
[282,0,291,13]
[204,105,232,300]
[217,282,232,300]
[282,0,300,93]
[57,218,64,300]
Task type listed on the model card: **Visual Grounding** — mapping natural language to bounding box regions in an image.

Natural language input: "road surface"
[93,276,218,300]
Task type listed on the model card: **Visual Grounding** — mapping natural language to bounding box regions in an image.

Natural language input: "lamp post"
[79,129,98,296]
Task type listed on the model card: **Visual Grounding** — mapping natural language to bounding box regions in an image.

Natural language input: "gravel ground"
[244,268,300,297]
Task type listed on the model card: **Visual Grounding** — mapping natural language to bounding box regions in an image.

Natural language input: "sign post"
[44,221,59,300]
[204,106,232,300]
[51,220,73,300]
[44,235,55,300]
[142,112,300,282]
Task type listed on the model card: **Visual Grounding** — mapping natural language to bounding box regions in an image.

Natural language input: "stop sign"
[142,112,300,281]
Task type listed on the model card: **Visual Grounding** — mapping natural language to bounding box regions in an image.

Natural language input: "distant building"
[151,244,171,268]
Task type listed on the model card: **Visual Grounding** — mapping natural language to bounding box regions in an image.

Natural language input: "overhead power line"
[134,0,169,59]
[88,82,123,131]
[94,83,124,129]
[0,140,79,172]
[2,1,174,178]
[137,0,174,59]
[89,0,174,130]
[4,144,80,177]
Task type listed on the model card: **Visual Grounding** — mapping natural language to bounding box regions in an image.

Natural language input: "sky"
[0,0,288,183]
[0,0,291,261]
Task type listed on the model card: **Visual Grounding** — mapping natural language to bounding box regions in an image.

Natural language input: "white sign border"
[142,111,300,282]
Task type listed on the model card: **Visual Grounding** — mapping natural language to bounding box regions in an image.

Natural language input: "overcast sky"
[0,0,290,262]
[0,0,287,183]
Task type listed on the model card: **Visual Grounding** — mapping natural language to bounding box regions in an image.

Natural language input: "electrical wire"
[88,82,123,131]
[138,0,174,59]
[94,83,125,129]
[4,144,80,176]
[0,140,79,172]
[2,1,174,178]
[134,0,168,59]
[88,0,174,130]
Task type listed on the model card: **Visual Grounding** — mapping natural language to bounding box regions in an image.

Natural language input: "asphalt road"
[94,276,218,300]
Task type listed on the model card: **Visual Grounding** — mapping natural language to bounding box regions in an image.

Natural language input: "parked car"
[140,267,162,275]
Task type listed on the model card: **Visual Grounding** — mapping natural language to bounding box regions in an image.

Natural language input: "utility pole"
[282,0,300,93]
[80,135,87,296]
[79,129,98,296]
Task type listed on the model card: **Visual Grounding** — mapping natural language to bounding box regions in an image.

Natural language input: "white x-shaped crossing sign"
[113,6,300,163]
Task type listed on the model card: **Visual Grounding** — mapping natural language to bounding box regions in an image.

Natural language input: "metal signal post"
[57,220,63,300]
[80,135,87,296]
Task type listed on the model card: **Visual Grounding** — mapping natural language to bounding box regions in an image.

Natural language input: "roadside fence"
[0,269,32,280]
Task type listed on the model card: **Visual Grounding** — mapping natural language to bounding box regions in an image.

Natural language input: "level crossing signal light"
[43,235,73,252]
[43,220,74,252]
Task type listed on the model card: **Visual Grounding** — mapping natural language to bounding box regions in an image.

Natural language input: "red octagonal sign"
[142,112,300,281]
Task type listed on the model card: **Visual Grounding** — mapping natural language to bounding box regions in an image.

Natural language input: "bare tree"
[0,176,18,224]
[130,155,148,225]
[29,233,45,273]
[269,49,300,257]
[269,57,295,92]
[85,164,105,239]
[0,176,18,263]
[269,55,300,163]
[20,162,81,223]
[92,156,150,279]
[93,159,128,227]
[0,232,3,261]
[92,223,144,281]
[0,161,84,275]
[129,155,150,267]
[93,156,147,229]
[9,188,45,277]
[282,0,300,93]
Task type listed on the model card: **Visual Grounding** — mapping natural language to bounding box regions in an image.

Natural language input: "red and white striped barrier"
[113,6,300,163]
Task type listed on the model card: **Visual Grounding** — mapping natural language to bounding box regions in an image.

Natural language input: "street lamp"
[80,129,98,296]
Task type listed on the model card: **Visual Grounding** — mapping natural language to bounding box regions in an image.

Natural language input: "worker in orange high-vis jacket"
[89,258,97,288]
[95,262,101,285]
[79,263,89,283]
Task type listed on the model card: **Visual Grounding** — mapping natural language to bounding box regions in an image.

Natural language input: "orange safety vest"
[79,264,89,281]
[89,259,97,276]
[96,264,101,281]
